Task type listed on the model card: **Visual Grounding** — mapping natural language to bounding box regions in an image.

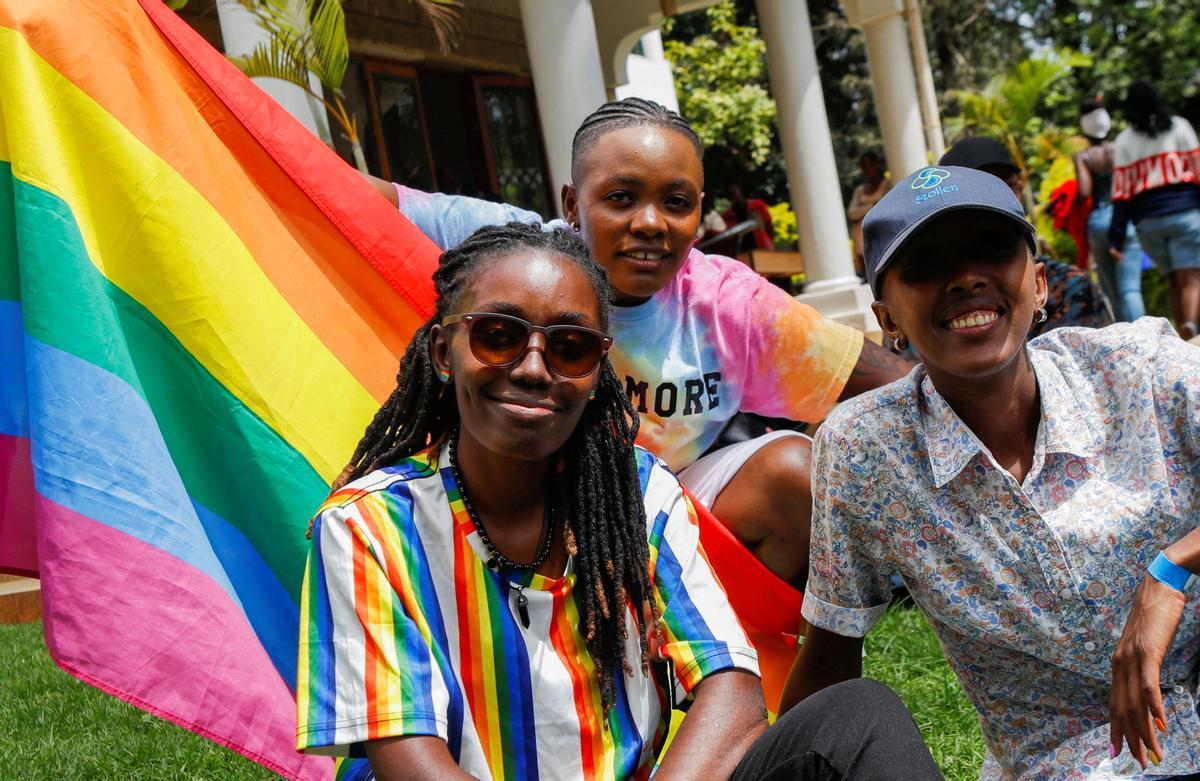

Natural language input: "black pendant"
[515,590,530,629]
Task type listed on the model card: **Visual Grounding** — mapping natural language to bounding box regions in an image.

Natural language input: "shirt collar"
[919,348,1100,488]
[1028,347,1102,461]
[918,372,985,488]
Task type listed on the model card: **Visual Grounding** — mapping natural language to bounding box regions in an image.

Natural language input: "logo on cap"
[912,167,951,190]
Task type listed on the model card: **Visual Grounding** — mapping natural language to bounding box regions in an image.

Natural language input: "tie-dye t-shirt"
[394,187,863,470]
[296,444,758,780]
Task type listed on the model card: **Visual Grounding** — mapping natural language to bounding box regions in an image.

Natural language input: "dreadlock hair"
[571,97,703,179]
[1125,80,1174,137]
[335,221,656,707]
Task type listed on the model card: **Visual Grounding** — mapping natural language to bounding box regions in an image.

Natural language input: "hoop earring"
[1033,307,1048,325]
[438,370,451,384]
[892,334,909,352]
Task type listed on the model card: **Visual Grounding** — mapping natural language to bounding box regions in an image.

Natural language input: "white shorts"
[677,430,812,508]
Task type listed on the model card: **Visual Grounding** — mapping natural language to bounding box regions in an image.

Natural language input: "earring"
[587,388,597,401]
[438,370,451,384]
[892,334,909,352]
[1033,307,1048,324]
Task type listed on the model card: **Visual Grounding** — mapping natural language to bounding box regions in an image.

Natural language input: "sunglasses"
[441,312,613,379]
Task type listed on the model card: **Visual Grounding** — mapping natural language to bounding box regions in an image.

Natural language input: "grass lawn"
[1,602,984,780]
[865,601,985,779]
[0,620,276,781]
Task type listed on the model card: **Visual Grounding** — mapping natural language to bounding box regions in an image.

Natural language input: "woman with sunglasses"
[296,223,942,780]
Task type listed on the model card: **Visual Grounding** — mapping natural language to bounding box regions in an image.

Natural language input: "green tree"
[944,48,1092,189]
[662,0,884,203]
[1016,0,1200,126]
[662,2,777,171]
[920,0,1028,94]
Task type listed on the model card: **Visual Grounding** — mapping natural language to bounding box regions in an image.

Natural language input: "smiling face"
[431,249,604,464]
[562,125,703,305]
[872,211,1046,385]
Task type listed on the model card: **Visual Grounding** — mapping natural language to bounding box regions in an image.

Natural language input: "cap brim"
[871,204,1036,298]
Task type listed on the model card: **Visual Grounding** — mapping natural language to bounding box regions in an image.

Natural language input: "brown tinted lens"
[468,316,529,366]
[545,328,604,377]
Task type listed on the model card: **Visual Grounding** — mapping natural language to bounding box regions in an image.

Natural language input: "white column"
[518,0,608,216]
[615,30,680,113]
[216,0,332,144]
[844,0,926,179]
[755,0,858,295]
[904,0,945,159]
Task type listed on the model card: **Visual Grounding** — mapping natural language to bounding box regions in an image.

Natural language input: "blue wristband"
[1148,551,1196,594]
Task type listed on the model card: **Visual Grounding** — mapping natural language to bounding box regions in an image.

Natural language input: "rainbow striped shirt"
[297,445,758,780]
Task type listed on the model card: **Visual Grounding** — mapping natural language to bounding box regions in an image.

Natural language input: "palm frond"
[1033,128,1085,165]
[307,0,348,89]
[232,0,310,41]
[410,0,462,53]
[228,0,350,91]
[1001,49,1092,130]
[229,35,312,89]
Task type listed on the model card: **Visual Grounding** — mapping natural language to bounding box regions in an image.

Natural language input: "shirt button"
[1060,587,1074,600]
[1175,685,1186,694]
[1083,641,1096,651]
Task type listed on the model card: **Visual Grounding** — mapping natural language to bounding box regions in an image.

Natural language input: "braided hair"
[571,97,703,178]
[336,222,656,706]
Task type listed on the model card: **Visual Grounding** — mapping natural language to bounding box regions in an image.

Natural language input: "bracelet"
[1148,551,1196,594]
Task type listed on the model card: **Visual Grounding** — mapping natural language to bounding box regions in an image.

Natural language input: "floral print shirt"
[803,318,1200,780]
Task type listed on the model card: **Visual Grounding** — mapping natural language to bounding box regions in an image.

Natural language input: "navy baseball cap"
[938,136,1021,177]
[862,165,1035,298]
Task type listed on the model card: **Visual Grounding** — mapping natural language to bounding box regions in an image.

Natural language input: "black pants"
[731,679,943,781]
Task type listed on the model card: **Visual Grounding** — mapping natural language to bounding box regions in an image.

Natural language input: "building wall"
[175,0,531,76]
[344,0,530,75]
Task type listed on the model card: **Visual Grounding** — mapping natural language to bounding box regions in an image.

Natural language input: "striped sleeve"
[645,460,760,696]
[296,493,447,755]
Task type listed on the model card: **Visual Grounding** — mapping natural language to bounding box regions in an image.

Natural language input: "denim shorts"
[1136,209,1200,272]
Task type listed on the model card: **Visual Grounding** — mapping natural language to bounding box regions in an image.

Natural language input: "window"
[365,63,435,190]
[347,61,553,219]
[475,76,553,218]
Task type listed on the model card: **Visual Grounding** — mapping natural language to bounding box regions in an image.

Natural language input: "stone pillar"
[755,0,877,333]
[518,0,609,216]
[215,0,332,144]
[904,0,945,159]
[844,0,927,179]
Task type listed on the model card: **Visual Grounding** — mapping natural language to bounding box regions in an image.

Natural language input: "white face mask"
[1080,108,1112,140]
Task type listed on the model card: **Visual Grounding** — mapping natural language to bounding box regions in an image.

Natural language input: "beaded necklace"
[448,429,556,627]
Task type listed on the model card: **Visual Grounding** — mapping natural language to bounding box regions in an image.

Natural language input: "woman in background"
[1111,80,1200,338]
[1075,97,1146,322]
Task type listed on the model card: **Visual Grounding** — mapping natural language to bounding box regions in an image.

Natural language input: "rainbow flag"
[0,1,436,778]
[0,1,802,777]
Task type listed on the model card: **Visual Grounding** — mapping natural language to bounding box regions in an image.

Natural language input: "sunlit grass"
[865,601,985,780]
[0,621,276,781]
[2,603,985,780]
